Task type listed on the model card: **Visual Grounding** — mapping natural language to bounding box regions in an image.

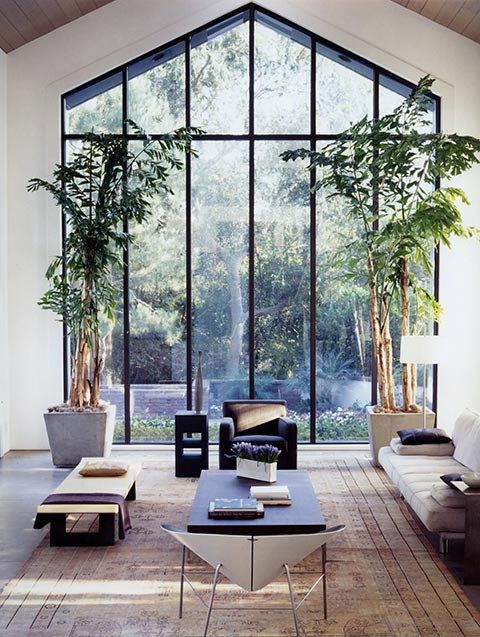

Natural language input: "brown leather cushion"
[228,403,286,433]
[79,460,129,477]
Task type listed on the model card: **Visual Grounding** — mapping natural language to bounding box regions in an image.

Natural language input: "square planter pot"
[236,457,277,483]
[367,405,436,466]
[44,404,116,468]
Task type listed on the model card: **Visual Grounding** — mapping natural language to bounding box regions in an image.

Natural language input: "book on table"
[208,498,264,519]
[250,485,292,505]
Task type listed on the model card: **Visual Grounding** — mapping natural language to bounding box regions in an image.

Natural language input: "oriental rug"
[0,453,479,637]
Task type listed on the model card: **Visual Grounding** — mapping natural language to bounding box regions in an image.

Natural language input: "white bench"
[35,457,142,546]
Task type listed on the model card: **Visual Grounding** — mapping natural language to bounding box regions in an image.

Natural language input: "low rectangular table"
[188,470,325,535]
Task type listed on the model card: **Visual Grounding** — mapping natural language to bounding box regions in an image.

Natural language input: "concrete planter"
[367,405,436,466]
[44,404,116,468]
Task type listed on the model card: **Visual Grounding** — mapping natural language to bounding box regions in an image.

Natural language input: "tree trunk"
[225,253,247,378]
[102,323,113,387]
[353,302,366,376]
[400,258,415,410]
[410,362,417,407]
[69,330,91,407]
[368,252,396,411]
[302,309,309,369]
[91,328,103,407]
[381,298,395,410]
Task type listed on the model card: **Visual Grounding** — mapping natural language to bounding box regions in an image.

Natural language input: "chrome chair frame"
[178,543,328,637]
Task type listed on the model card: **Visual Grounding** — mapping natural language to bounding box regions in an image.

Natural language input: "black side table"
[175,410,209,478]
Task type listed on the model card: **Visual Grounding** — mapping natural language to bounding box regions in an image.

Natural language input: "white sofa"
[378,408,480,539]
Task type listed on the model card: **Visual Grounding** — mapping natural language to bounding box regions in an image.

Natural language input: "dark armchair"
[219,400,297,470]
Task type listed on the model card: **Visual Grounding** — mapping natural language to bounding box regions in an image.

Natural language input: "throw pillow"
[79,460,129,477]
[228,403,287,433]
[397,428,452,445]
[390,437,455,456]
[440,473,463,489]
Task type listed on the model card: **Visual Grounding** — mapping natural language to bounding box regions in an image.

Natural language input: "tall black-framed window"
[61,3,440,444]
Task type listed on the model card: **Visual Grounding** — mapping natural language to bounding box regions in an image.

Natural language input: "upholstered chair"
[219,399,297,470]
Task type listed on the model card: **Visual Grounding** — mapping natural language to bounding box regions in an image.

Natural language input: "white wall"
[0,49,8,456]
[6,0,480,448]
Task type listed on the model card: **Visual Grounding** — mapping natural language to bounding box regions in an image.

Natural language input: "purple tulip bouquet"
[229,442,281,464]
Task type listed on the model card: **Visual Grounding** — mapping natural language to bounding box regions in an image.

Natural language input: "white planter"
[236,458,277,483]
[367,405,436,466]
[44,404,116,468]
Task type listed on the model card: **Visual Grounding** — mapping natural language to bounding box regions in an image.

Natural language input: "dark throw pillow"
[396,428,452,445]
[440,473,463,489]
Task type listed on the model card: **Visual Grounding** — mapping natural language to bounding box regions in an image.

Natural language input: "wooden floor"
[0,446,479,612]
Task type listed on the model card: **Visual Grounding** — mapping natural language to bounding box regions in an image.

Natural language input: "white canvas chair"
[161,523,345,637]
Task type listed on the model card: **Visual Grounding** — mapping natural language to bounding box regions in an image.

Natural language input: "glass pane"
[191,13,249,134]
[65,72,122,134]
[254,13,310,134]
[316,44,373,134]
[128,42,186,133]
[315,154,370,441]
[379,74,436,132]
[128,142,187,443]
[191,141,249,440]
[254,141,310,441]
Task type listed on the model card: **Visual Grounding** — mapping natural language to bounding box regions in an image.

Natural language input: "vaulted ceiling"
[0,0,479,54]
[390,0,480,43]
[0,0,115,53]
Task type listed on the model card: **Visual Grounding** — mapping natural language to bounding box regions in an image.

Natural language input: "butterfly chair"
[162,523,345,637]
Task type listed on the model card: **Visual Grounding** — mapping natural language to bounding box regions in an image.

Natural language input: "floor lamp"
[400,335,439,429]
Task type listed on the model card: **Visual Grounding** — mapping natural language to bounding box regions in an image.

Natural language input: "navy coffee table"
[187,470,325,535]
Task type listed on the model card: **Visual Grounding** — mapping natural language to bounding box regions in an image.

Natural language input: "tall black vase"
[194,351,204,413]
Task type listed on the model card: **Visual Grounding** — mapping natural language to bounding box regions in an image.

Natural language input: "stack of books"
[208,498,264,519]
[250,485,292,506]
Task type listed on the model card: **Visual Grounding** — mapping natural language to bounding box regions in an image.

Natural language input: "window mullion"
[248,5,255,400]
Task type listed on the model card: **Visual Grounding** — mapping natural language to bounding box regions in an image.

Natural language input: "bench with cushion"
[379,408,480,545]
[34,457,141,546]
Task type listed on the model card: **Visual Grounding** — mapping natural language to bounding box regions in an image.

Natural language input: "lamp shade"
[400,335,440,364]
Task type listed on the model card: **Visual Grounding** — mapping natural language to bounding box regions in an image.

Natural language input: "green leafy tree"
[283,76,480,412]
[28,122,202,408]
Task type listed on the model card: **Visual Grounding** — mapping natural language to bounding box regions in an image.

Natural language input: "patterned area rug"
[1,454,479,637]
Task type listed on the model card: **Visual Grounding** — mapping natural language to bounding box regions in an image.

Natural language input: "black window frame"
[61,2,440,444]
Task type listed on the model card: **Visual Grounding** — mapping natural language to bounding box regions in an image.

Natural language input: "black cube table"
[187,470,325,535]
[175,410,209,478]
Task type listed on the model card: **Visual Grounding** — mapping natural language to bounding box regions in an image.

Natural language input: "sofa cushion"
[79,460,129,477]
[431,483,465,509]
[379,447,466,532]
[390,437,454,456]
[452,408,480,471]
[227,403,286,433]
[408,489,465,532]
[379,447,464,483]
[397,428,451,445]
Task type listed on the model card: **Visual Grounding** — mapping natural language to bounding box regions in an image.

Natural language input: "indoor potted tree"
[28,122,200,466]
[282,76,480,463]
